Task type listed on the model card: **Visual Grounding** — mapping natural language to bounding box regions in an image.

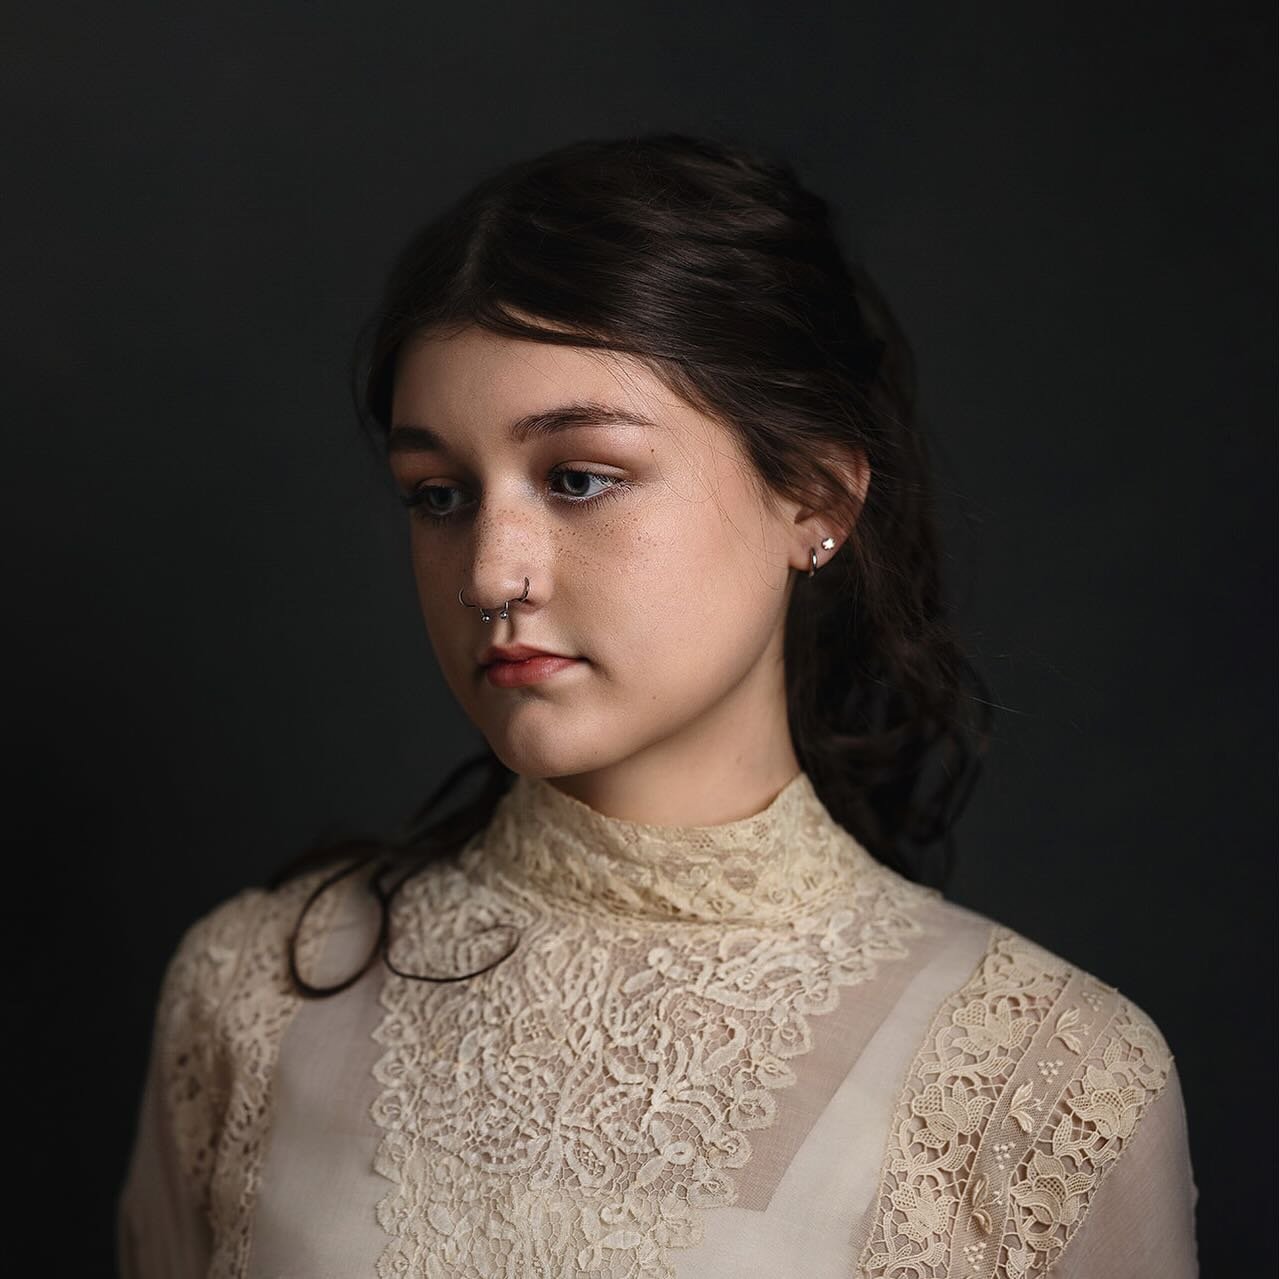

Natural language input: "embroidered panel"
[858,927,1173,1279]
[369,856,933,1278]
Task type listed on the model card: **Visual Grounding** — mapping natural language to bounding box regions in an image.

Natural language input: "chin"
[481,706,634,782]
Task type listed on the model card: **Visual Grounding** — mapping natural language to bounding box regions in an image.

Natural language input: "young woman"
[118,134,1198,1278]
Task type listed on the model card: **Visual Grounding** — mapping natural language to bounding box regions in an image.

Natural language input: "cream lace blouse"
[118,770,1199,1278]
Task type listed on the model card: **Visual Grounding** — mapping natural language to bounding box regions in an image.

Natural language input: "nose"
[458,489,544,621]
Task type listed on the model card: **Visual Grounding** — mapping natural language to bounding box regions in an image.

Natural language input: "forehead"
[390,326,675,434]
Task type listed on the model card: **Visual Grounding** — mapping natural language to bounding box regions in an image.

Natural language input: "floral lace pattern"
[858,928,1173,1278]
[369,771,936,1278]
[156,870,338,1279]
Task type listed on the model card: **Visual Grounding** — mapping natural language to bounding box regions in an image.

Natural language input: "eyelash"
[398,467,632,526]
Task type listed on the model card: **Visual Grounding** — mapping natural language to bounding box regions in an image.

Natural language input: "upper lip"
[479,643,572,667]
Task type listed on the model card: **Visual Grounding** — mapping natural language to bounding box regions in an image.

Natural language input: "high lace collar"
[464,769,876,925]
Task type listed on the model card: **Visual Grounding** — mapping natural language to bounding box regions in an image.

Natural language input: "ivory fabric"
[118,770,1199,1277]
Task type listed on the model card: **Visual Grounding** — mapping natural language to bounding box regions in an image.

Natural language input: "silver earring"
[458,577,530,623]
[807,536,837,578]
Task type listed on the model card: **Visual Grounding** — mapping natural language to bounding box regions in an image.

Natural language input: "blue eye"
[399,467,631,526]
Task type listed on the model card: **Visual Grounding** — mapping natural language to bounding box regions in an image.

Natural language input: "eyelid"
[402,463,626,496]
[398,465,633,524]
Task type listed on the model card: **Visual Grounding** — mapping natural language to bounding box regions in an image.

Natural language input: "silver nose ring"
[459,577,530,623]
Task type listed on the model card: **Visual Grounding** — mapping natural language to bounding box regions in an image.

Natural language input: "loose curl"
[271,131,996,994]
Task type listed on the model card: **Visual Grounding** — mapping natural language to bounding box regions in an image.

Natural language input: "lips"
[483,653,582,688]
[479,643,570,667]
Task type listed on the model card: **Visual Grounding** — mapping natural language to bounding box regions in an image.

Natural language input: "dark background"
[7,3,1273,1274]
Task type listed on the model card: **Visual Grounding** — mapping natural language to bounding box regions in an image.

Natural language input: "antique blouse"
[117,769,1199,1277]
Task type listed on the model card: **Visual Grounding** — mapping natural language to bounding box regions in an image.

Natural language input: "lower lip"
[484,655,582,688]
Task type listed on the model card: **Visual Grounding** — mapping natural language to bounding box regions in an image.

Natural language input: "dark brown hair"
[271,131,995,994]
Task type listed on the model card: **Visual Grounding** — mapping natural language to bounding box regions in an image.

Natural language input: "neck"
[541,653,800,828]
[546,756,804,830]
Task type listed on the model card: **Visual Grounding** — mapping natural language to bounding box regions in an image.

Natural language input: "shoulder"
[859,905,1181,1278]
[887,891,1176,1083]
[147,869,346,1218]
[151,867,350,1103]
[157,866,344,1018]
[156,886,269,1023]
[922,905,1175,1074]
[157,882,285,1032]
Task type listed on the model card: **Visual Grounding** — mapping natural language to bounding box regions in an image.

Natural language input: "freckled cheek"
[582,517,722,664]
[553,518,673,667]
[583,518,674,575]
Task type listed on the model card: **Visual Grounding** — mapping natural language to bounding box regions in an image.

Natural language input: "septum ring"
[459,577,530,623]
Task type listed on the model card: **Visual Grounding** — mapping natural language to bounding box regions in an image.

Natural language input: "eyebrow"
[387,401,658,454]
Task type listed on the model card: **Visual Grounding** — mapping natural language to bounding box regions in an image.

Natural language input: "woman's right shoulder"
[157,866,342,1023]
[158,885,266,1012]
[133,867,349,1240]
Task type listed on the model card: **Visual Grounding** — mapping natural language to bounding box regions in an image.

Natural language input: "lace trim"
[370,852,935,1277]
[857,927,1174,1279]
[157,871,337,1279]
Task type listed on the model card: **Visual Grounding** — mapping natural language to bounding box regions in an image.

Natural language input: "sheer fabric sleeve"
[116,889,264,1279]
[1050,1061,1199,1278]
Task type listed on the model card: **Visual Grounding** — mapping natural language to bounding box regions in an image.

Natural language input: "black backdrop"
[6,3,1273,1274]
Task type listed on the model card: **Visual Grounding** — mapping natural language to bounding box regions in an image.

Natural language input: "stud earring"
[808,536,838,578]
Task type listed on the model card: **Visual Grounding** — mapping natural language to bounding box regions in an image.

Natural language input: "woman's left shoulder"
[918,904,1180,1147]
[948,908,1175,1074]
[858,902,1196,1277]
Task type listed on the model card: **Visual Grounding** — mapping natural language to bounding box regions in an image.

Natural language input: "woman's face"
[388,324,852,811]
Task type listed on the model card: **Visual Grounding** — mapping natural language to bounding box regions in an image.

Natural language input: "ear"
[786,447,870,575]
